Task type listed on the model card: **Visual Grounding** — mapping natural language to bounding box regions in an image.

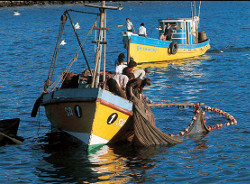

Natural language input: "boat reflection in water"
[37,137,164,184]
[135,55,210,70]
[38,138,210,183]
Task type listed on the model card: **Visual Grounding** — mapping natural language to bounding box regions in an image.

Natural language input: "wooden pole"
[91,6,104,88]
[127,38,131,64]
[0,132,24,145]
[103,6,106,86]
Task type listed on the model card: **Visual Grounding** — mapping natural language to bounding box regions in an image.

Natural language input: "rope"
[44,12,100,92]
[48,14,67,81]
[48,55,78,92]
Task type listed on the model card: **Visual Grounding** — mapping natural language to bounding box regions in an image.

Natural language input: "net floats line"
[148,102,205,108]
[172,105,237,137]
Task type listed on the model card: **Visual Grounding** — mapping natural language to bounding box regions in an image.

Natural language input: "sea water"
[0,1,249,183]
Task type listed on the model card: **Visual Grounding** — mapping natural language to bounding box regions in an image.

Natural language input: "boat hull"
[123,33,210,63]
[0,118,20,143]
[42,88,133,149]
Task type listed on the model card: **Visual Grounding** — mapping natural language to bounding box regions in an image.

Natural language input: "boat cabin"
[158,16,199,44]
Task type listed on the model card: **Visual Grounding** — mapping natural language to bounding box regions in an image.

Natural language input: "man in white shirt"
[138,23,148,38]
[112,74,129,91]
[117,18,135,33]
[115,60,127,74]
[133,67,150,79]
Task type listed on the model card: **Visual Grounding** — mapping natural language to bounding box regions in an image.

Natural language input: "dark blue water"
[0,1,249,183]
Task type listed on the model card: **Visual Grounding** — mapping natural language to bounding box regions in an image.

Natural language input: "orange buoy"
[179,131,184,136]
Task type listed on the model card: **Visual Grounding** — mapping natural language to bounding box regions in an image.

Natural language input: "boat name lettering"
[137,46,157,52]
[65,107,73,117]
[107,113,118,125]
[116,119,126,127]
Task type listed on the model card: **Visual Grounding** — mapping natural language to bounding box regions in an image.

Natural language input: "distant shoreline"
[0,1,90,7]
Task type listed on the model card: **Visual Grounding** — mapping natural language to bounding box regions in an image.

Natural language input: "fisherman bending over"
[133,67,150,79]
[107,73,134,99]
[126,78,151,101]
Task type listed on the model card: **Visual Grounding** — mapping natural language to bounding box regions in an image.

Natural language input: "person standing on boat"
[138,23,148,38]
[117,18,135,33]
[164,23,173,41]
[126,78,151,101]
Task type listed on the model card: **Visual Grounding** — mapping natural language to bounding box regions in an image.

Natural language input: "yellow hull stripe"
[91,102,130,142]
[130,43,211,63]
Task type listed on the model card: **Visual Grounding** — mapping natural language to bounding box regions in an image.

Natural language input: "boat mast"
[85,1,123,88]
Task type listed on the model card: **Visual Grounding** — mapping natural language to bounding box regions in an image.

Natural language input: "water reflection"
[36,135,167,184]
[188,133,209,151]
[136,55,210,70]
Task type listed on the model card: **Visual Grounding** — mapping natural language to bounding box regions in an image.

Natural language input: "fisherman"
[117,18,135,33]
[122,57,137,77]
[107,73,134,98]
[113,73,134,91]
[164,23,173,41]
[138,23,148,38]
[126,78,151,101]
[115,53,126,67]
[116,59,127,75]
[106,77,126,98]
[133,67,150,79]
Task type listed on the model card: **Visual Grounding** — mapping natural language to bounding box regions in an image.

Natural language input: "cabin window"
[177,22,184,30]
[170,23,177,30]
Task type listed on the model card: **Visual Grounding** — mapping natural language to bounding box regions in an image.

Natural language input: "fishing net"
[131,97,183,147]
[185,106,210,136]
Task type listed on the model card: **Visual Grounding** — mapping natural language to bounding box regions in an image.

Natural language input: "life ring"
[169,41,178,55]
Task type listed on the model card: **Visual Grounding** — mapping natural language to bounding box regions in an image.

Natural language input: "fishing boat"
[31,2,134,150]
[122,1,210,63]
[0,118,20,143]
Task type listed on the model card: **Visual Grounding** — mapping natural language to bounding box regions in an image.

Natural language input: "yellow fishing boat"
[31,2,134,150]
[122,1,210,63]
